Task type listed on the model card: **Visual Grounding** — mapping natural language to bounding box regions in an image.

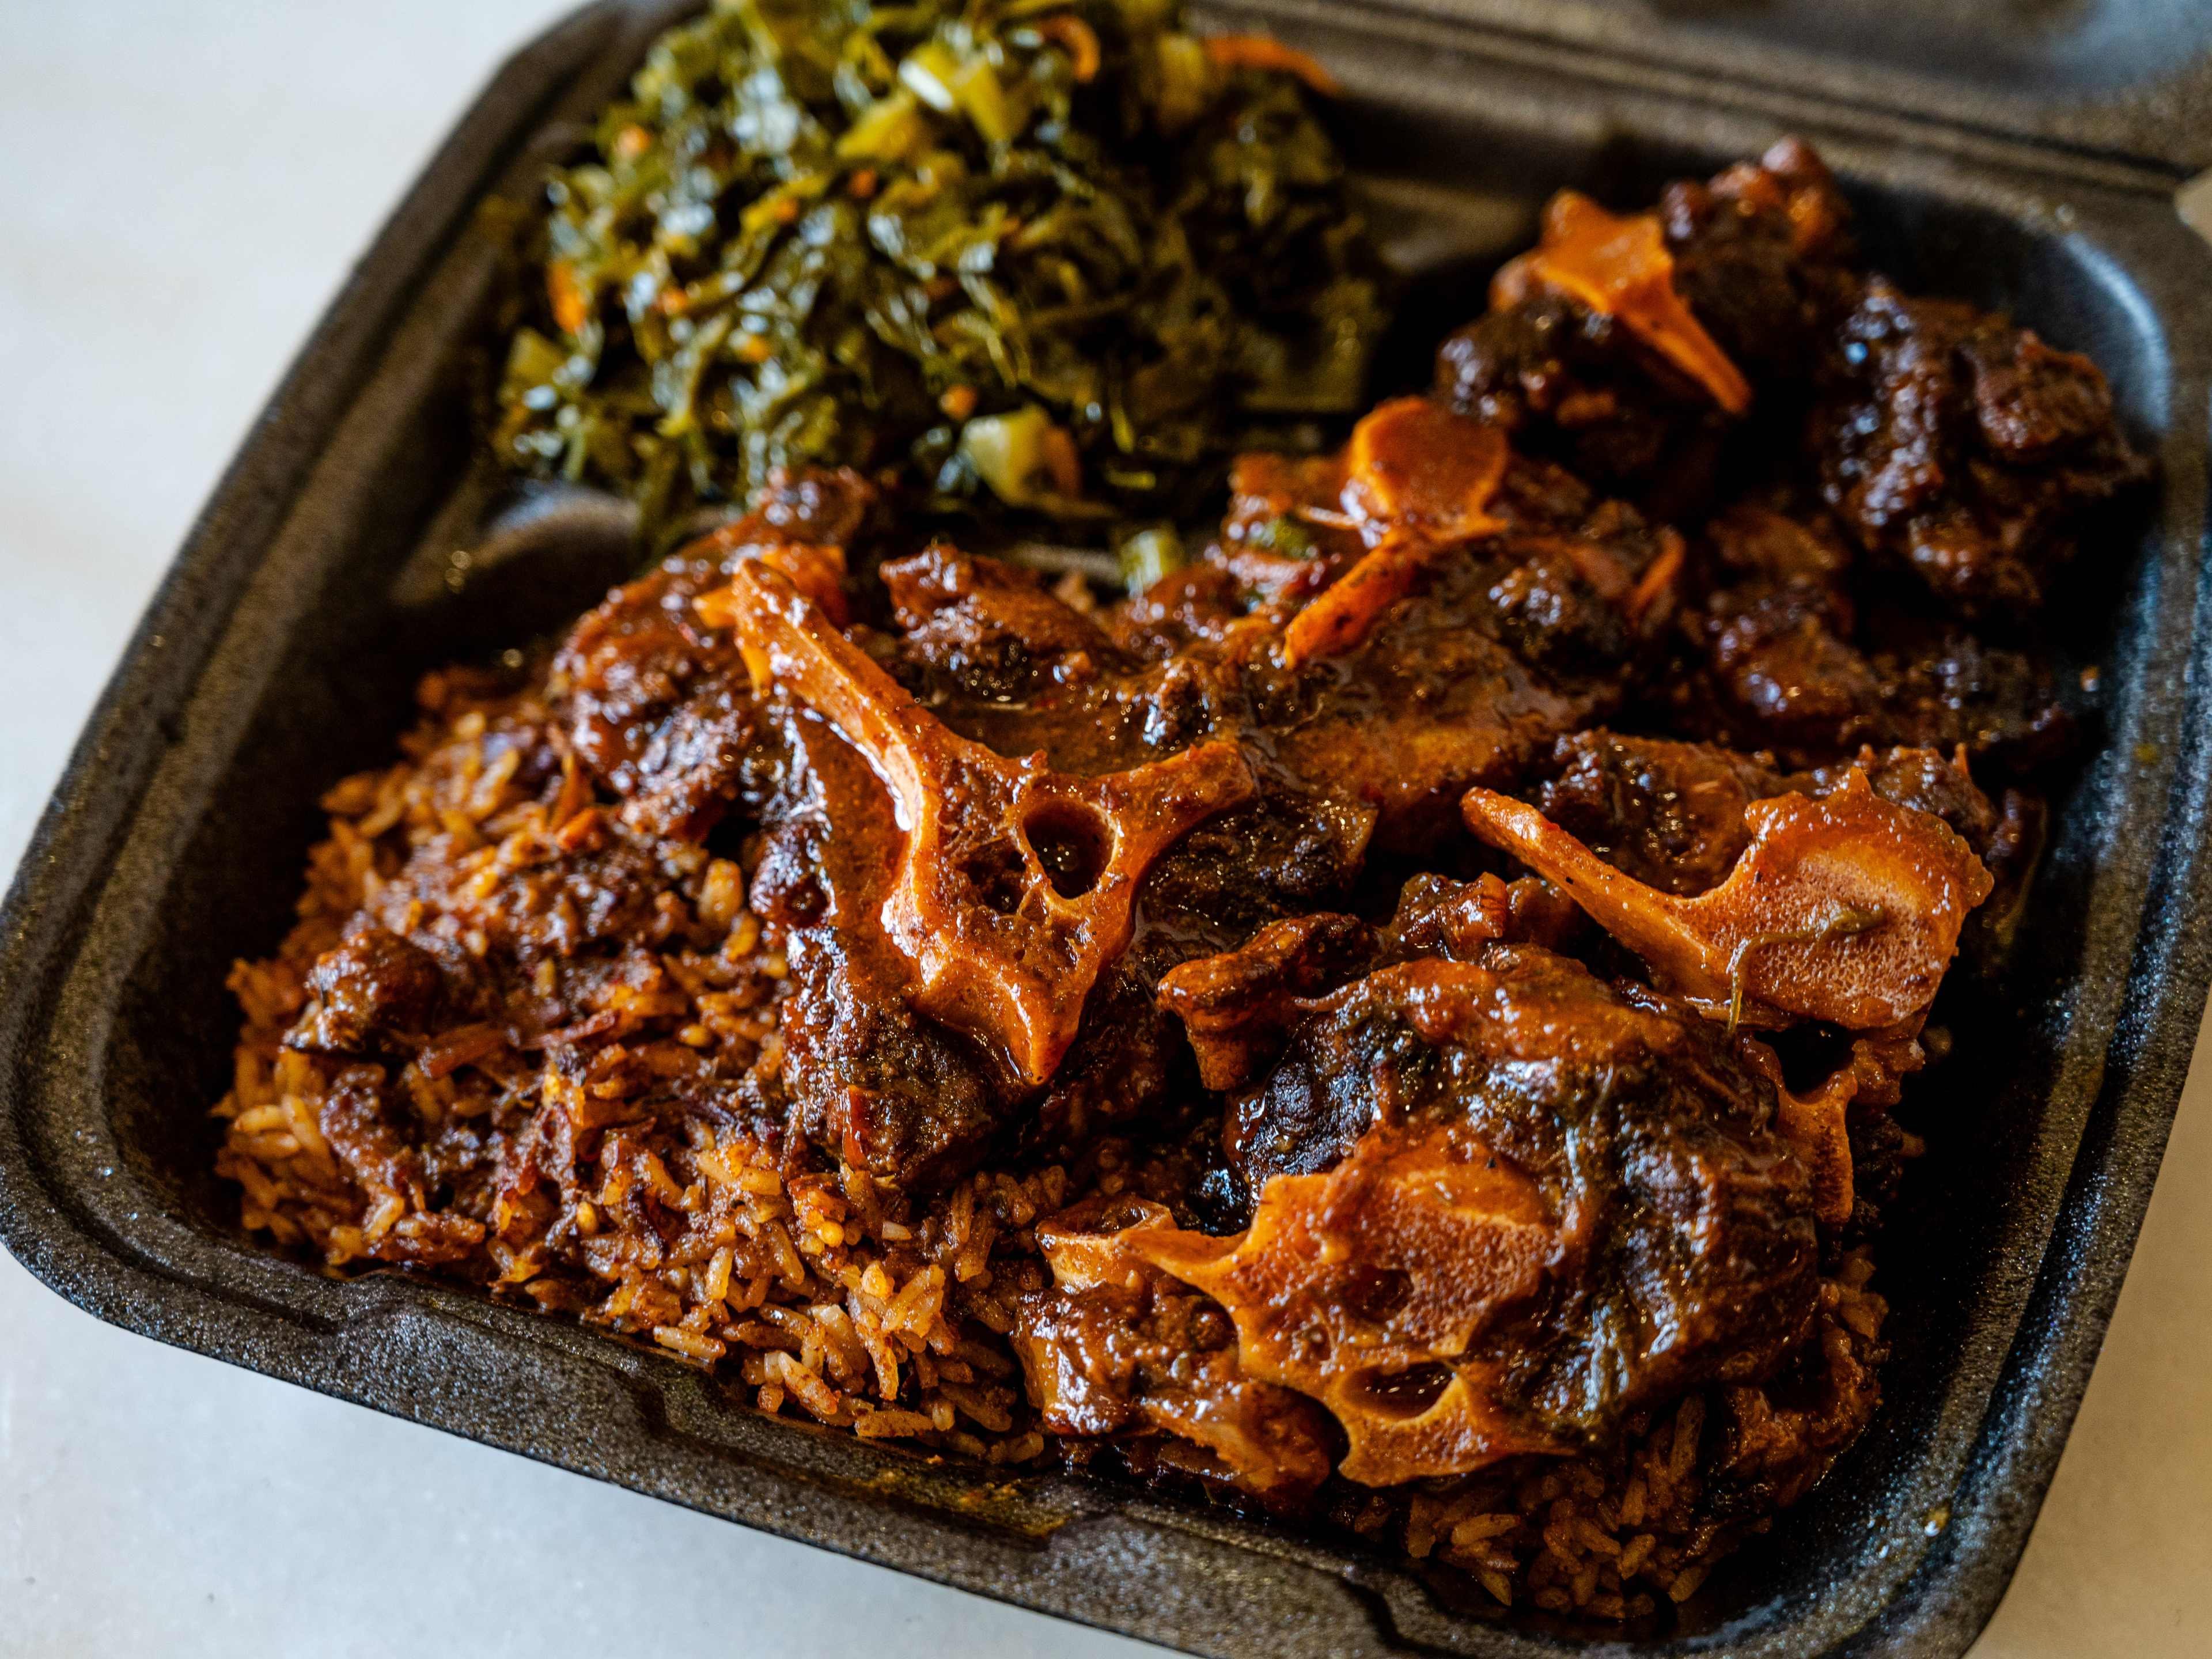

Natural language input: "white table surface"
[2,6,2207,1655]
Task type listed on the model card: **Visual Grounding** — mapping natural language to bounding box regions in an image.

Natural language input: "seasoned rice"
[218,664,1889,1615]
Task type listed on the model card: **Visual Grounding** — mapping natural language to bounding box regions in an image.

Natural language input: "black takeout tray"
[5,3,2211,1655]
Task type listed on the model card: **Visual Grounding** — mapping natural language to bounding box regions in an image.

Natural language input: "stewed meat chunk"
[1812,279,2150,618]
[1436,139,1855,515]
[1054,945,1820,1487]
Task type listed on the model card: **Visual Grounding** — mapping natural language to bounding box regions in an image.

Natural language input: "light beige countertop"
[2,6,2206,1654]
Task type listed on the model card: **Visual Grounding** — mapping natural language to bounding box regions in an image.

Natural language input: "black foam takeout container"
[4,3,2210,1654]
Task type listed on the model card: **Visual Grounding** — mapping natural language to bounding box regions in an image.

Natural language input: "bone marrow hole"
[961,840,1031,915]
[1351,1361,1454,1419]
[1339,1263,1412,1325]
[1024,801,1112,899]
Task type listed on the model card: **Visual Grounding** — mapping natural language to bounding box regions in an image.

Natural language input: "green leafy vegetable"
[490,0,1386,547]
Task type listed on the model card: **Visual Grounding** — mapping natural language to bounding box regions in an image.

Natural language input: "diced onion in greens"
[1118,525,1186,593]
[961,406,1081,507]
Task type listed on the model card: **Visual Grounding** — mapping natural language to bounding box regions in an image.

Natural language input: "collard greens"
[492,0,1387,553]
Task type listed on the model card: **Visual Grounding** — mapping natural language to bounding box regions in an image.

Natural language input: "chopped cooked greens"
[491,0,1387,546]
